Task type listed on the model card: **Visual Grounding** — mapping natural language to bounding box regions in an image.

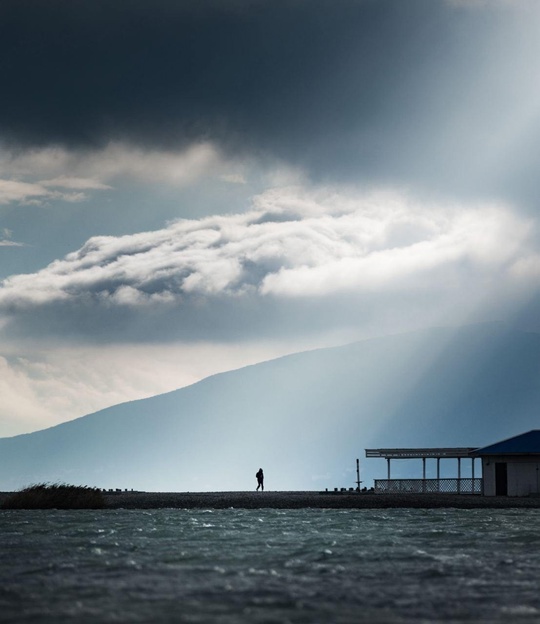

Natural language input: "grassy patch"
[1,483,106,509]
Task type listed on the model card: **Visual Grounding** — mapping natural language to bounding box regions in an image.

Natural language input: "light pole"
[356,458,362,491]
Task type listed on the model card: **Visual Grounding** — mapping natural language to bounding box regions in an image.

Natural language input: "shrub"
[1,483,106,509]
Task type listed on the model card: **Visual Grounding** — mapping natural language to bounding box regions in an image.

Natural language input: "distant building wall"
[482,455,540,496]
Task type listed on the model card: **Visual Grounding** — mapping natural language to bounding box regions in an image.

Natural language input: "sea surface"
[2,507,540,623]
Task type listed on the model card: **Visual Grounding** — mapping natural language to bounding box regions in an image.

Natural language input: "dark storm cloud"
[2,0,534,200]
[2,0,424,149]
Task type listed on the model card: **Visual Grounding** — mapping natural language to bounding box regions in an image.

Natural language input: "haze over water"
[3,508,540,623]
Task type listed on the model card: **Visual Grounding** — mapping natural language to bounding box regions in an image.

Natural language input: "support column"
[457,457,461,494]
[422,457,426,493]
[471,457,475,494]
[387,458,391,480]
[437,458,440,492]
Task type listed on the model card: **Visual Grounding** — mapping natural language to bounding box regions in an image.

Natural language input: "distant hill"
[1,324,539,491]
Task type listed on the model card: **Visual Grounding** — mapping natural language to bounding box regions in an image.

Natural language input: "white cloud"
[76,142,223,185]
[0,185,532,311]
[0,179,50,205]
[40,176,112,190]
[0,229,24,247]
[0,141,225,192]
[0,141,247,210]
[0,178,94,206]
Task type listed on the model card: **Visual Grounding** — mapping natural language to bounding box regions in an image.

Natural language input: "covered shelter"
[471,430,540,497]
[365,446,481,494]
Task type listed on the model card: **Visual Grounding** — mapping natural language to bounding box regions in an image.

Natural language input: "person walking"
[256,468,264,491]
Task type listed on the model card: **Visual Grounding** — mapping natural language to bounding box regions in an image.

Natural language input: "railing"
[374,478,483,495]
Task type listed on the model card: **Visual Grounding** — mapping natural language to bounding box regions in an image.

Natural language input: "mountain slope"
[1,324,539,491]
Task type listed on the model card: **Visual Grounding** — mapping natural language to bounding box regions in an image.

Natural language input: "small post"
[422,457,426,493]
[457,457,461,494]
[471,457,475,493]
[356,458,362,491]
[387,457,391,480]
[437,457,441,492]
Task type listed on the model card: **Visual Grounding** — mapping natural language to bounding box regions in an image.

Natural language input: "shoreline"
[101,491,540,510]
[2,490,540,510]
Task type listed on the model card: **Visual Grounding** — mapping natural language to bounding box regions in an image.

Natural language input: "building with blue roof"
[471,430,540,496]
[365,431,540,497]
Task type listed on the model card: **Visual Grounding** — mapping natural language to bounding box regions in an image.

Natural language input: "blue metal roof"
[472,430,540,456]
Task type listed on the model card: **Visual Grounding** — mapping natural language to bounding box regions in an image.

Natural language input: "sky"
[1,0,540,437]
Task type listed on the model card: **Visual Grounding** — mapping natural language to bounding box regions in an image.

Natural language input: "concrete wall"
[482,455,540,496]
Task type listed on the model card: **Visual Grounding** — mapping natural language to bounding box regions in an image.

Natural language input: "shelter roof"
[471,430,540,456]
[365,448,476,459]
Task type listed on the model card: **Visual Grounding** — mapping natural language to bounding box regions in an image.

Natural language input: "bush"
[1,483,106,509]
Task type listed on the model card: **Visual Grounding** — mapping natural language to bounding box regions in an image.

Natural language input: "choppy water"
[2,508,540,623]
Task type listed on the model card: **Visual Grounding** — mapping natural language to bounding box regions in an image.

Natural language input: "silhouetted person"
[256,468,264,491]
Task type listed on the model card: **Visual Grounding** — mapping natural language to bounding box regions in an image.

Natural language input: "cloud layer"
[0,186,533,342]
[1,1,539,205]
[0,142,225,207]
